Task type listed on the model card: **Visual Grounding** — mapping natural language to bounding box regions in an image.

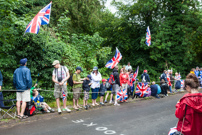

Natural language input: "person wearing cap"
[91,66,102,106]
[13,58,32,119]
[52,60,71,114]
[82,75,92,109]
[0,70,3,91]
[141,69,150,83]
[99,79,107,105]
[72,66,85,110]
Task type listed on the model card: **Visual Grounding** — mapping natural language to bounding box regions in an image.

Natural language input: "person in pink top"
[119,69,129,90]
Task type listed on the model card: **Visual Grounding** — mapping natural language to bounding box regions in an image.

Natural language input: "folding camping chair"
[0,92,16,119]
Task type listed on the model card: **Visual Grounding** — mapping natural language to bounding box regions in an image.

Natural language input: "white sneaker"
[109,100,113,104]
[58,108,62,114]
[114,103,120,106]
[63,107,71,113]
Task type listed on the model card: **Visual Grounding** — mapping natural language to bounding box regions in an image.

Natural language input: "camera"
[58,77,63,82]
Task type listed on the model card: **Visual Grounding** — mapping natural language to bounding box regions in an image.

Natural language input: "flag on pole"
[145,26,151,46]
[133,66,139,80]
[105,48,122,69]
[24,1,52,35]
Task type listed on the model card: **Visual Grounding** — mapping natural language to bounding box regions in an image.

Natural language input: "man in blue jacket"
[0,71,3,91]
[13,58,32,119]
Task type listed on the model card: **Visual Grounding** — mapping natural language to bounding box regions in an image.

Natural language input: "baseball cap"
[52,60,60,66]
[20,58,27,65]
[102,79,107,82]
[76,66,83,72]
[144,70,147,73]
[87,75,91,80]
[93,66,98,71]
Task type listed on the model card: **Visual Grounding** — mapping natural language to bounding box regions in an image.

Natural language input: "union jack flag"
[181,80,184,88]
[135,82,149,97]
[168,127,177,135]
[105,48,122,69]
[145,26,151,46]
[133,66,139,80]
[24,1,52,35]
[62,90,66,102]
[117,89,128,102]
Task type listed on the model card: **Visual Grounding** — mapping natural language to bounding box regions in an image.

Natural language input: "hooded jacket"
[175,93,202,135]
[0,71,3,86]
[119,73,129,86]
[112,69,120,86]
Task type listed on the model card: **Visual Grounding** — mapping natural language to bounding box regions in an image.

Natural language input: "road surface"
[0,93,184,135]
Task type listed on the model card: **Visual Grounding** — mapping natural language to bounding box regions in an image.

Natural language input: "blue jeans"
[169,86,172,92]
[92,88,99,99]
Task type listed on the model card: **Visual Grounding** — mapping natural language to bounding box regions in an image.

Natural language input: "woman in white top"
[91,67,102,106]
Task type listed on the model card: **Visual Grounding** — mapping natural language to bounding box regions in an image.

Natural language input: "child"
[99,79,107,105]
[104,78,112,103]
[82,75,92,109]
[32,88,55,113]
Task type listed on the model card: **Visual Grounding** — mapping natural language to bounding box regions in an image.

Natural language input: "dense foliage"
[1,0,202,100]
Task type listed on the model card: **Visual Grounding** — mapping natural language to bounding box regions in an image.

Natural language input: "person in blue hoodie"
[0,71,3,91]
[13,58,32,119]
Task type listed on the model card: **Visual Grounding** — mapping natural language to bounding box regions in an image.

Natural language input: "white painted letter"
[83,122,97,127]
[72,119,84,123]
[96,127,108,131]
[104,130,116,134]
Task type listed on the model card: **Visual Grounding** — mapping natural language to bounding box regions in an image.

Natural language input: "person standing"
[119,69,129,90]
[160,70,168,83]
[91,67,102,106]
[141,70,150,82]
[194,66,200,78]
[109,66,121,106]
[125,62,132,71]
[72,66,84,110]
[13,58,32,119]
[52,60,71,114]
[173,73,202,135]
[0,70,2,91]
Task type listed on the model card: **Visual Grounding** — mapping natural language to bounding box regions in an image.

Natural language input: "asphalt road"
[0,93,184,135]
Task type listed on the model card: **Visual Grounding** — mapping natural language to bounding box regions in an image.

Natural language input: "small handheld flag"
[105,48,122,69]
[62,90,66,102]
[145,26,151,46]
[24,1,52,35]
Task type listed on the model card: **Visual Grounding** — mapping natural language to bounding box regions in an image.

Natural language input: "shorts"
[111,84,120,95]
[73,87,81,100]
[99,92,105,97]
[121,83,128,90]
[83,91,89,100]
[16,90,30,102]
[37,102,46,109]
[54,85,67,99]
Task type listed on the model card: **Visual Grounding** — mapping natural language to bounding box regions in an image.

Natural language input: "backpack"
[24,100,35,116]
[105,81,111,89]
[156,84,161,94]
[175,80,181,89]
[142,75,146,82]
[108,73,115,85]
[68,73,77,87]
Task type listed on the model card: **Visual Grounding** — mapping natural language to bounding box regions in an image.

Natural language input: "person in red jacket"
[119,69,129,90]
[174,73,202,135]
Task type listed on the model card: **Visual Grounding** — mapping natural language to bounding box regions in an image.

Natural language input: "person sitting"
[150,81,160,98]
[31,89,54,113]
[173,73,202,135]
